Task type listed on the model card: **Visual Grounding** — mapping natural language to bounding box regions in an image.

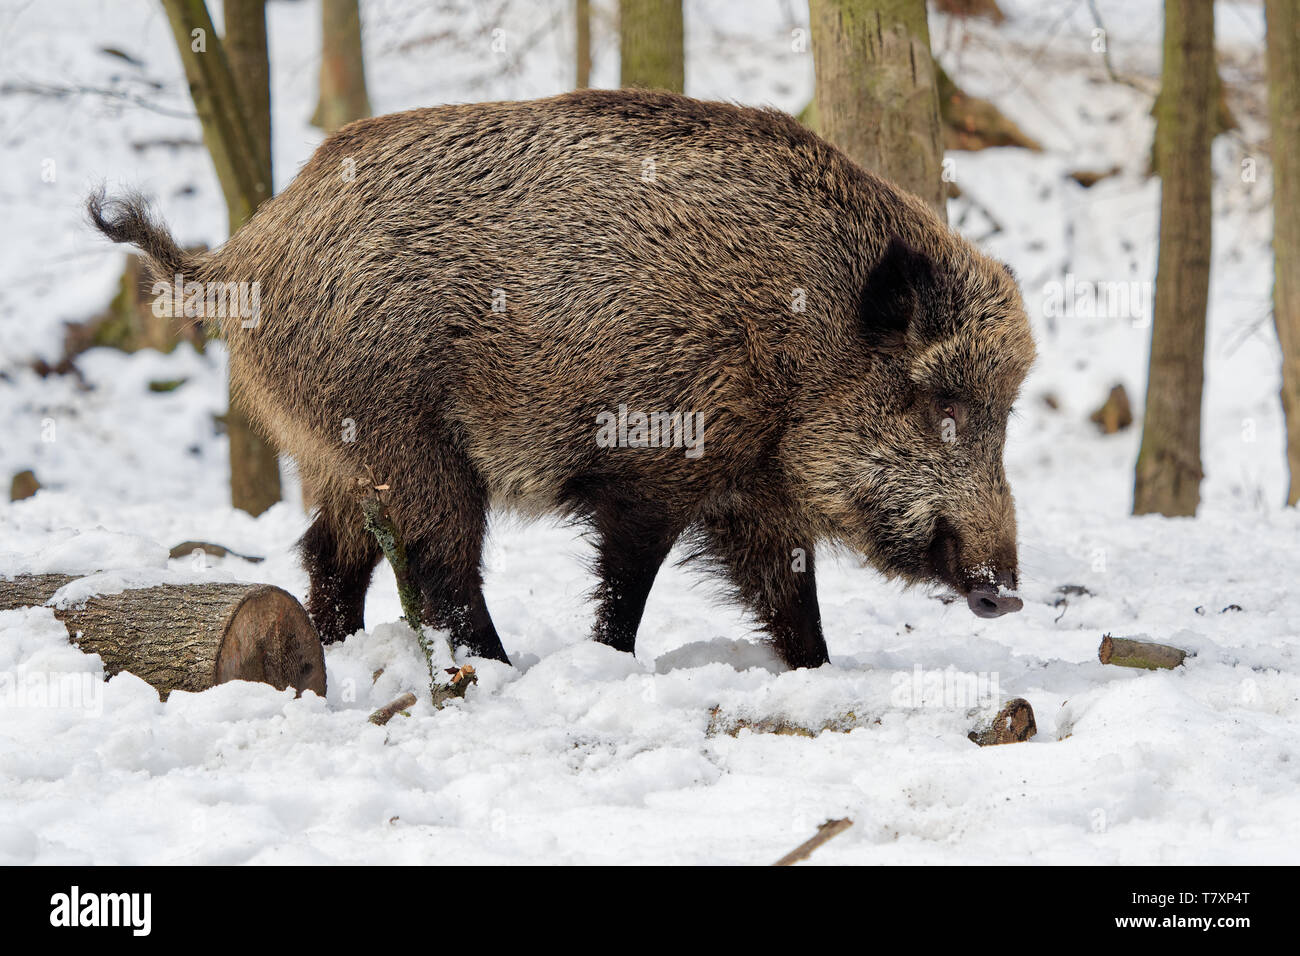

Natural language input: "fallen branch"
[168,540,265,563]
[368,692,417,726]
[773,818,853,866]
[968,697,1037,746]
[1098,634,1189,670]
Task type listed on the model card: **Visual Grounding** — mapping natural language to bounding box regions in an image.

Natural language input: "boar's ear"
[858,236,938,351]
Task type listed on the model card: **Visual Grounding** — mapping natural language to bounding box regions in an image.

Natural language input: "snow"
[0,0,1297,864]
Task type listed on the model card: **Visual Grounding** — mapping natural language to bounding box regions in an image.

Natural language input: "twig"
[368,692,418,726]
[773,818,853,866]
[1085,0,1152,93]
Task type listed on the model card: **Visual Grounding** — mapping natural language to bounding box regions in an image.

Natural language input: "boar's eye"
[933,396,966,428]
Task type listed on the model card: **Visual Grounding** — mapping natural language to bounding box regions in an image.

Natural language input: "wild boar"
[88,88,1034,669]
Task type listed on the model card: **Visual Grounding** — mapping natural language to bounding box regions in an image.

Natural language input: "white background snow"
[0,0,1296,864]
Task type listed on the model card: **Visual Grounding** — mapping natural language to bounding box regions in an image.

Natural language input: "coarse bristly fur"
[88,88,1036,669]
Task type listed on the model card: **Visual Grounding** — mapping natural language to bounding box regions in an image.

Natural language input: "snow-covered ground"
[0,0,1296,864]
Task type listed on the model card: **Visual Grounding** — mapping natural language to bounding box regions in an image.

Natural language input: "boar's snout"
[966,586,1023,618]
[928,517,1022,619]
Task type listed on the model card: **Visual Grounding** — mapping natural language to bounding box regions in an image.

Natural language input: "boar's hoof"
[967,587,1023,619]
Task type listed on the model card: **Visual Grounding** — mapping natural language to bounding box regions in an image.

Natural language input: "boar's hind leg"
[404,452,510,665]
[695,512,830,669]
[300,510,382,645]
[590,503,682,655]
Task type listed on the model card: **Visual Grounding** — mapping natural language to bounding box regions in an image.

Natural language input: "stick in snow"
[773,818,853,866]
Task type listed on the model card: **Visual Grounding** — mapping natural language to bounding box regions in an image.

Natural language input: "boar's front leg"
[695,510,830,669]
[409,543,508,665]
[589,499,682,655]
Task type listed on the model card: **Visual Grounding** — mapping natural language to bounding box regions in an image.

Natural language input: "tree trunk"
[0,576,325,700]
[1266,0,1300,506]
[311,0,372,134]
[160,0,268,225]
[1133,0,1214,516]
[619,0,684,92]
[162,0,282,516]
[576,0,593,89]
[808,0,946,220]
[224,0,282,517]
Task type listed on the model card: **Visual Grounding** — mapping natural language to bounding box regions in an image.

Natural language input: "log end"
[216,585,327,697]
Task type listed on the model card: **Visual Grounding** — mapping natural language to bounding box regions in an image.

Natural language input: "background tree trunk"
[1133,0,1214,516]
[808,0,946,220]
[576,0,592,89]
[162,0,281,516]
[619,0,684,92]
[1266,0,1300,506]
[223,0,282,517]
[160,0,267,223]
[311,0,372,133]
[0,576,325,700]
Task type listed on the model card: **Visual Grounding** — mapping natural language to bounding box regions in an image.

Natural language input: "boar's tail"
[86,188,200,280]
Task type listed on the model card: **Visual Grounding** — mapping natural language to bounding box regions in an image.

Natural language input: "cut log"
[0,573,76,609]
[1098,634,1188,670]
[0,575,325,699]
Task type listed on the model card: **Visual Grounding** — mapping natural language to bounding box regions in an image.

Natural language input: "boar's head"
[789,236,1036,618]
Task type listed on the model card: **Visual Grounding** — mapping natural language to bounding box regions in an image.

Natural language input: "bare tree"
[1133,0,1214,516]
[808,0,946,219]
[619,0,683,92]
[577,0,593,89]
[1266,0,1300,506]
[311,0,372,134]
[161,0,281,515]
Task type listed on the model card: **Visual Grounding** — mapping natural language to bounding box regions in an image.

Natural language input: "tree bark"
[222,0,283,518]
[1266,0,1300,506]
[808,0,946,220]
[311,0,372,134]
[576,0,593,89]
[160,0,268,225]
[1133,0,1213,517]
[619,0,684,92]
[161,0,282,516]
[0,576,325,700]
